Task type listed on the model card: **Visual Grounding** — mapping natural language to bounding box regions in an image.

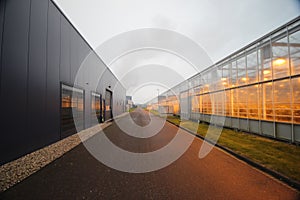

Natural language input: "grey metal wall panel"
[84,88,91,128]
[70,29,80,84]
[232,118,239,129]
[261,121,274,137]
[0,0,31,164]
[224,117,231,127]
[46,2,60,142]
[27,0,48,148]
[60,16,71,84]
[74,37,90,86]
[276,123,292,140]
[203,114,210,123]
[249,120,259,134]
[199,114,204,121]
[294,125,300,143]
[240,119,248,131]
[0,0,5,92]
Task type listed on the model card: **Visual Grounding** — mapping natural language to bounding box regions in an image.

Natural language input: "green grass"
[166,115,300,183]
[149,109,160,116]
[128,108,136,112]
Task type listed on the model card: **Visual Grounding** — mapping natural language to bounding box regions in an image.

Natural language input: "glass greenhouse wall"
[147,16,300,143]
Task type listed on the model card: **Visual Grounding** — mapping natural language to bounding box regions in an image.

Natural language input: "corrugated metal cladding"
[0,0,126,165]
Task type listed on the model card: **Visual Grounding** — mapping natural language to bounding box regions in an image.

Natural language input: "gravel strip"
[0,122,112,192]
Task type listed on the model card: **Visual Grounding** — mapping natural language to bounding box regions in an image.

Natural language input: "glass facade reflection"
[61,84,84,138]
[147,17,300,143]
[91,92,102,124]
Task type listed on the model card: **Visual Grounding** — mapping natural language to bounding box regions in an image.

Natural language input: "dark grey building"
[0,0,126,165]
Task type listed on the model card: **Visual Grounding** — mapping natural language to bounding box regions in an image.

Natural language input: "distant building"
[126,96,133,111]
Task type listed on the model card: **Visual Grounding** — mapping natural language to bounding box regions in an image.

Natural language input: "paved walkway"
[1,109,299,199]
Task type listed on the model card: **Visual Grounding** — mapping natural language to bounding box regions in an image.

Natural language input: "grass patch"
[149,109,160,116]
[128,108,136,112]
[166,115,300,183]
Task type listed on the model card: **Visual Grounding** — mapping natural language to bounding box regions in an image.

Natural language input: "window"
[248,85,259,119]
[237,56,247,86]
[202,94,211,114]
[238,88,248,118]
[221,63,231,89]
[247,50,258,84]
[272,35,290,79]
[61,84,84,137]
[259,43,272,82]
[273,79,292,123]
[91,92,101,124]
[289,30,300,75]
[191,87,201,112]
[232,89,239,117]
[261,82,274,121]
[225,90,231,116]
[231,59,238,87]
[292,77,300,124]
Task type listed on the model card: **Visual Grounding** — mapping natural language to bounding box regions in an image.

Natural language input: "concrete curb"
[166,119,300,192]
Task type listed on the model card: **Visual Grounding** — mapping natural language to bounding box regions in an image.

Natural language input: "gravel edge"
[0,122,112,192]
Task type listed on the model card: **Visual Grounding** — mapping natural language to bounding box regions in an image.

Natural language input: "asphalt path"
[1,108,299,199]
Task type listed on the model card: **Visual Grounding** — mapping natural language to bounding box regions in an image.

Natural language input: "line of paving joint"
[166,119,300,192]
[0,121,112,193]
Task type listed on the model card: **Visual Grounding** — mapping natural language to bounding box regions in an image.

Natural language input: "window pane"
[273,79,292,123]
[61,84,84,137]
[259,44,272,82]
[91,92,101,124]
[231,60,238,87]
[237,56,247,85]
[221,63,231,88]
[247,51,258,84]
[225,90,231,116]
[191,91,200,112]
[292,77,300,124]
[232,89,238,117]
[272,35,290,79]
[238,88,248,118]
[289,30,300,75]
[213,91,225,116]
[202,94,211,114]
[261,82,274,121]
[248,85,259,119]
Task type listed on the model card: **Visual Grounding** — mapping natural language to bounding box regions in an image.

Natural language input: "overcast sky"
[54,0,300,104]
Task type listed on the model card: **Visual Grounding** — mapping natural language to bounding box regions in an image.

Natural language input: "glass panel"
[261,82,274,121]
[238,87,248,118]
[225,90,231,116]
[231,60,238,87]
[191,94,200,112]
[91,92,101,123]
[248,85,259,119]
[180,91,189,117]
[215,67,223,91]
[202,94,212,114]
[247,51,258,84]
[221,64,231,89]
[259,43,272,82]
[273,79,292,123]
[292,77,300,124]
[237,56,247,85]
[232,89,238,117]
[213,92,225,116]
[289,30,300,75]
[272,35,290,79]
[61,84,84,137]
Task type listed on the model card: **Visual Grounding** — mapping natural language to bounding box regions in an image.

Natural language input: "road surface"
[1,108,299,199]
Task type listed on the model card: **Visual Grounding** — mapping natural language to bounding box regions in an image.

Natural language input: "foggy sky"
[54,0,300,103]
